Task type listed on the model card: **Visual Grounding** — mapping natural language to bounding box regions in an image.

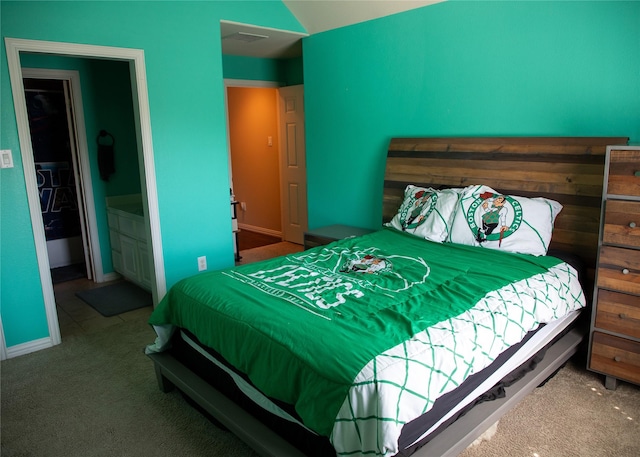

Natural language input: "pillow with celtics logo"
[447,185,563,256]
[385,185,461,242]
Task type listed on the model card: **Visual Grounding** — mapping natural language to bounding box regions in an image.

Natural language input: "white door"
[278,85,307,244]
[61,80,95,280]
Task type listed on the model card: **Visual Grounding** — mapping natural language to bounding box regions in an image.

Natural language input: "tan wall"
[228,87,281,233]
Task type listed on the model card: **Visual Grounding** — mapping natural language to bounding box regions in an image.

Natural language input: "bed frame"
[148,136,628,457]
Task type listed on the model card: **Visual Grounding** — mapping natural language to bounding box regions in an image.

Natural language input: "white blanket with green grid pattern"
[330,261,585,456]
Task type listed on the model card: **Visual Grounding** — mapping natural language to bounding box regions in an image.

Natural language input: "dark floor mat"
[75,281,152,317]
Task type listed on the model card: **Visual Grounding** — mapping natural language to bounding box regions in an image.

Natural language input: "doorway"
[225,81,308,253]
[23,74,92,286]
[226,83,282,246]
[3,38,165,358]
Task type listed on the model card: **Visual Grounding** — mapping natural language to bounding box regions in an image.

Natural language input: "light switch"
[0,150,14,168]
[267,136,273,147]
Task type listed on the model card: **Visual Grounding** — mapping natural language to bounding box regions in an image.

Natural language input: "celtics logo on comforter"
[230,246,430,315]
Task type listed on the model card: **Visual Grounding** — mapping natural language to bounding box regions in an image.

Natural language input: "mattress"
[147,228,586,457]
[168,308,579,457]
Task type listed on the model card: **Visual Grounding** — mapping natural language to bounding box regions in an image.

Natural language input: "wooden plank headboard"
[383,136,629,289]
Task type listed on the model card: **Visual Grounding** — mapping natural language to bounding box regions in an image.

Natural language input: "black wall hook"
[97,130,115,181]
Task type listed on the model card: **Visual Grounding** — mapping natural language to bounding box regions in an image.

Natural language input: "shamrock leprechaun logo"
[466,191,523,246]
[340,254,393,275]
[399,189,438,231]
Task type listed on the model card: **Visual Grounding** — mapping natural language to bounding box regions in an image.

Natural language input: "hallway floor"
[237,230,282,251]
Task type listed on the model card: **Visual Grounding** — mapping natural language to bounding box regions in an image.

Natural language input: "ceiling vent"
[223,32,269,43]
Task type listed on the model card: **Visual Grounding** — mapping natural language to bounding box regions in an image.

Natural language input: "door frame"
[22,67,101,283]
[224,79,308,245]
[3,38,166,358]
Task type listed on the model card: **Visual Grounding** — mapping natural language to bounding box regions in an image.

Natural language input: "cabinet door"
[120,235,139,281]
[112,250,122,274]
[137,243,153,290]
[109,230,121,253]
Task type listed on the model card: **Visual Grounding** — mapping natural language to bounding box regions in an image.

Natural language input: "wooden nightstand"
[588,145,640,389]
[303,225,375,250]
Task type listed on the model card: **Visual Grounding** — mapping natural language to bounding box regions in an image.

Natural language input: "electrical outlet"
[197,256,207,271]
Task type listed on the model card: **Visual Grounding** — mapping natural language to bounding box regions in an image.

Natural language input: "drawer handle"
[619,313,627,319]
[630,222,637,228]
[614,356,622,362]
[622,268,630,275]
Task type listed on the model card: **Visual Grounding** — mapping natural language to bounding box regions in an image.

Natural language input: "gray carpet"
[2,314,639,457]
[2,241,639,457]
[459,358,640,457]
[75,281,152,317]
[1,315,257,457]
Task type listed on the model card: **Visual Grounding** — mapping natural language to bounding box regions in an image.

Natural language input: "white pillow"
[447,185,563,256]
[386,186,461,242]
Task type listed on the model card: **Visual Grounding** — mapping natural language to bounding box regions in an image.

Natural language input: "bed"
[146,136,628,457]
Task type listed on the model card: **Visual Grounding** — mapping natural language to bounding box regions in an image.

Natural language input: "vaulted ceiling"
[283,0,442,35]
[221,0,443,58]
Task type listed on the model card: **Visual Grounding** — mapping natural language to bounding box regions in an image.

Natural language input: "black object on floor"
[75,281,152,317]
[51,263,86,284]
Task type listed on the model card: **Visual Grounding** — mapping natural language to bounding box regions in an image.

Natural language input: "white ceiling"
[221,21,307,59]
[221,0,443,59]
[283,0,443,35]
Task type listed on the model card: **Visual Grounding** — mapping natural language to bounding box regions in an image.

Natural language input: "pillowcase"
[447,185,563,256]
[386,185,461,242]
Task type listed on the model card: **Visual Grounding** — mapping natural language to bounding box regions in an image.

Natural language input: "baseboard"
[101,272,121,283]
[238,223,282,239]
[5,336,56,359]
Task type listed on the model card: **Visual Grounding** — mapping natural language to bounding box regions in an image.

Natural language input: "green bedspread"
[149,228,561,436]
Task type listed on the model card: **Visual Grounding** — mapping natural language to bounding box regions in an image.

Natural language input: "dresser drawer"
[607,149,640,197]
[594,289,640,339]
[603,200,640,248]
[596,246,640,295]
[590,332,640,385]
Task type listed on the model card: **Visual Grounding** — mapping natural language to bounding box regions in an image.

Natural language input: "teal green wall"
[303,1,640,230]
[223,55,282,81]
[282,56,304,86]
[20,54,141,275]
[3,0,638,353]
[222,54,303,85]
[0,1,304,348]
